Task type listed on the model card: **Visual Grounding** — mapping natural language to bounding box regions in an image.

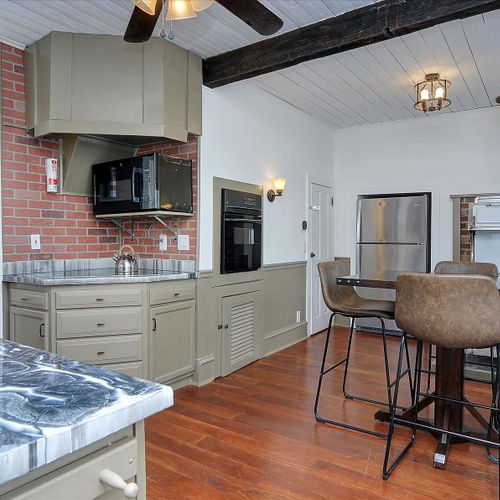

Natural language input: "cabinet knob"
[152,318,157,332]
[39,323,45,338]
[174,292,180,297]
[217,324,223,330]
[224,324,229,329]
[99,468,138,499]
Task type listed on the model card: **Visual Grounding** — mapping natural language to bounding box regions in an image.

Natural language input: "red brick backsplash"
[1,43,197,263]
[459,197,475,262]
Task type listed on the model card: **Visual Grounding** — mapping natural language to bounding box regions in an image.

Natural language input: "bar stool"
[314,261,413,439]
[424,261,499,389]
[383,273,500,479]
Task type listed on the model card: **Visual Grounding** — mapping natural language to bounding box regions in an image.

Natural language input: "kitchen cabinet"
[149,300,195,385]
[9,307,48,351]
[6,280,196,387]
[220,290,262,376]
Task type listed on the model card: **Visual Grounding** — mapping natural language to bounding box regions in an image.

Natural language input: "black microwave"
[92,153,193,216]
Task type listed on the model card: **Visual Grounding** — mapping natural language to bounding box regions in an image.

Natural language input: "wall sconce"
[267,178,286,202]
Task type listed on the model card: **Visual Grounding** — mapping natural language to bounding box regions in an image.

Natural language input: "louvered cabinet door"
[221,291,262,376]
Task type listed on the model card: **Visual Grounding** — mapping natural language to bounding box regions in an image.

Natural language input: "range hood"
[25,32,202,145]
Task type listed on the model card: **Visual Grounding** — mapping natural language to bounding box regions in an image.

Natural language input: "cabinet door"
[150,300,195,384]
[221,291,261,376]
[10,306,49,351]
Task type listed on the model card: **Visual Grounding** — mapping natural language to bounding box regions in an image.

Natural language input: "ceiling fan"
[124,0,284,43]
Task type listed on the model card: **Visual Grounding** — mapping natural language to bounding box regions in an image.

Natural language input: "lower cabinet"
[9,306,48,351]
[220,291,261,376]
[149,300,195,384]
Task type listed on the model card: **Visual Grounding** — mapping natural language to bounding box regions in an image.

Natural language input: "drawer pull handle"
[21,297,28,301]
[152,318,157,332]
[97,351,105,355]
[96,298,104,302]
[97,322,105,327]
[39,323,45,338]
[174,292,180,296]
[99,468,138,499]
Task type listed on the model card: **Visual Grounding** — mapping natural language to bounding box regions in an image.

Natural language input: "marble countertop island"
[0,340,173,486]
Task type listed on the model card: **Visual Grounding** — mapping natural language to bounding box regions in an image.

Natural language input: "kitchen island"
[0,340,173,499]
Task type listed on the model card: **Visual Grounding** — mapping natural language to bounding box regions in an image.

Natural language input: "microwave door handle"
[93,174,97,205]
[132,167,138,203]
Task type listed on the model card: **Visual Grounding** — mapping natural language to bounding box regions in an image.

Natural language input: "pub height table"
[336,270,500,469]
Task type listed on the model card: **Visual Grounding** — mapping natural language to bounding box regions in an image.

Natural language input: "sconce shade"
[414,73,451,112]
[267,178,286,202]
[166,0,197,20]
[132,0,157,15]
[273,178,286,194]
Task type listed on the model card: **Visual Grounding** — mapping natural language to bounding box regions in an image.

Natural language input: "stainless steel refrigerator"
[356,192,431,331]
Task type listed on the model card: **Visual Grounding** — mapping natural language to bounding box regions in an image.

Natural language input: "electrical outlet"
[159,234,168,251]
[296,310,301,323]
[177,234,190,251]
[30,234,41,250]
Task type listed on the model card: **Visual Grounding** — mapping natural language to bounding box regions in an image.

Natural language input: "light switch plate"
[159,234,168,251]
[177,234,190,251]
[30,234,41,250]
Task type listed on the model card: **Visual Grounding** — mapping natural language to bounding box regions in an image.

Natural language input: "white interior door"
[307,180,332,335]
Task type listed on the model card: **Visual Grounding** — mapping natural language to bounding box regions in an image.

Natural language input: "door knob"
[310,252,316,258]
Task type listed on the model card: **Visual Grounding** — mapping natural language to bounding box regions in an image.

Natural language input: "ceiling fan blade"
[124,0,163,43]
[216,0,283,36]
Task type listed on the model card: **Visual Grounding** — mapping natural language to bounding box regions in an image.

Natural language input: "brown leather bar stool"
[424,261,500,388]
[314,260,413,438]
[383,273,500,479]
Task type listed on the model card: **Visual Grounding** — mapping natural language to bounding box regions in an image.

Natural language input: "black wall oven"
[221,189,262,274]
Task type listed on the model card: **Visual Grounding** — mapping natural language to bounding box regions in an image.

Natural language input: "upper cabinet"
[25,32,202,143]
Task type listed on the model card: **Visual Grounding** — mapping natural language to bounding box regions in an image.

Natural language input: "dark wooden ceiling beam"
[203,0,500,88]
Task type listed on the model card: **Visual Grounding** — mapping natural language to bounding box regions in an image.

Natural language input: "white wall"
[333,106,500,268]
[199,83,335,271]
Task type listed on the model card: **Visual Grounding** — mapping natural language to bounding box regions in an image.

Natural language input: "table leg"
[433,347,465,469]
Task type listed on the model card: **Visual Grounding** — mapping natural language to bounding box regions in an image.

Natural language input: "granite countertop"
[0,340,173,486]
[3,268,196,286]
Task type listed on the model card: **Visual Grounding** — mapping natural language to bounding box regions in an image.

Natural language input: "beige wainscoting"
[193,261,307,386]
[262,261,307,357]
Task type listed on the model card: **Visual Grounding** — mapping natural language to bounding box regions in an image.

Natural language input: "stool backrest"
[395,273,500,349]
[434,260,498,279]
[318,261,359,312]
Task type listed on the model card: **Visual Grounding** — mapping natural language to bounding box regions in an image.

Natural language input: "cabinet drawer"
[105,361,143,378]
[149,280,195,305]
[57,335,142,365]
[56,307,143,339]
[3,437,138,500]
[55,287,142,309]
[10,288,48,310]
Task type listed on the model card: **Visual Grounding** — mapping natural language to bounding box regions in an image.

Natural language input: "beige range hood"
[25,31,202,195]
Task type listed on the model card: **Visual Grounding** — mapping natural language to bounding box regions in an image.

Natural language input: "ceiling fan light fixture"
[166,0,197,20]
[131,0,158,15]
[191,0,214,12]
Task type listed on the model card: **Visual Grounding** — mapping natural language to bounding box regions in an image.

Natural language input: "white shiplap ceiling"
[251,10,500,129]
[1,1,499,130]
[0,0,379,56]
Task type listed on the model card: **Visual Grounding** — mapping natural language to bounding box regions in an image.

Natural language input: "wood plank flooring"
[145,327,499,499]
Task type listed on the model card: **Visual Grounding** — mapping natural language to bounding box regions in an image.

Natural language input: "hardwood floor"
[145,327,499,499]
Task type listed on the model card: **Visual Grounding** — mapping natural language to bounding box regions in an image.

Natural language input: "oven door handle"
[224,218,262,224]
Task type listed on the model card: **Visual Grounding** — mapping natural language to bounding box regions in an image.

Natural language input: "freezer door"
[357,195,429,244]
[357,242,428,275]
